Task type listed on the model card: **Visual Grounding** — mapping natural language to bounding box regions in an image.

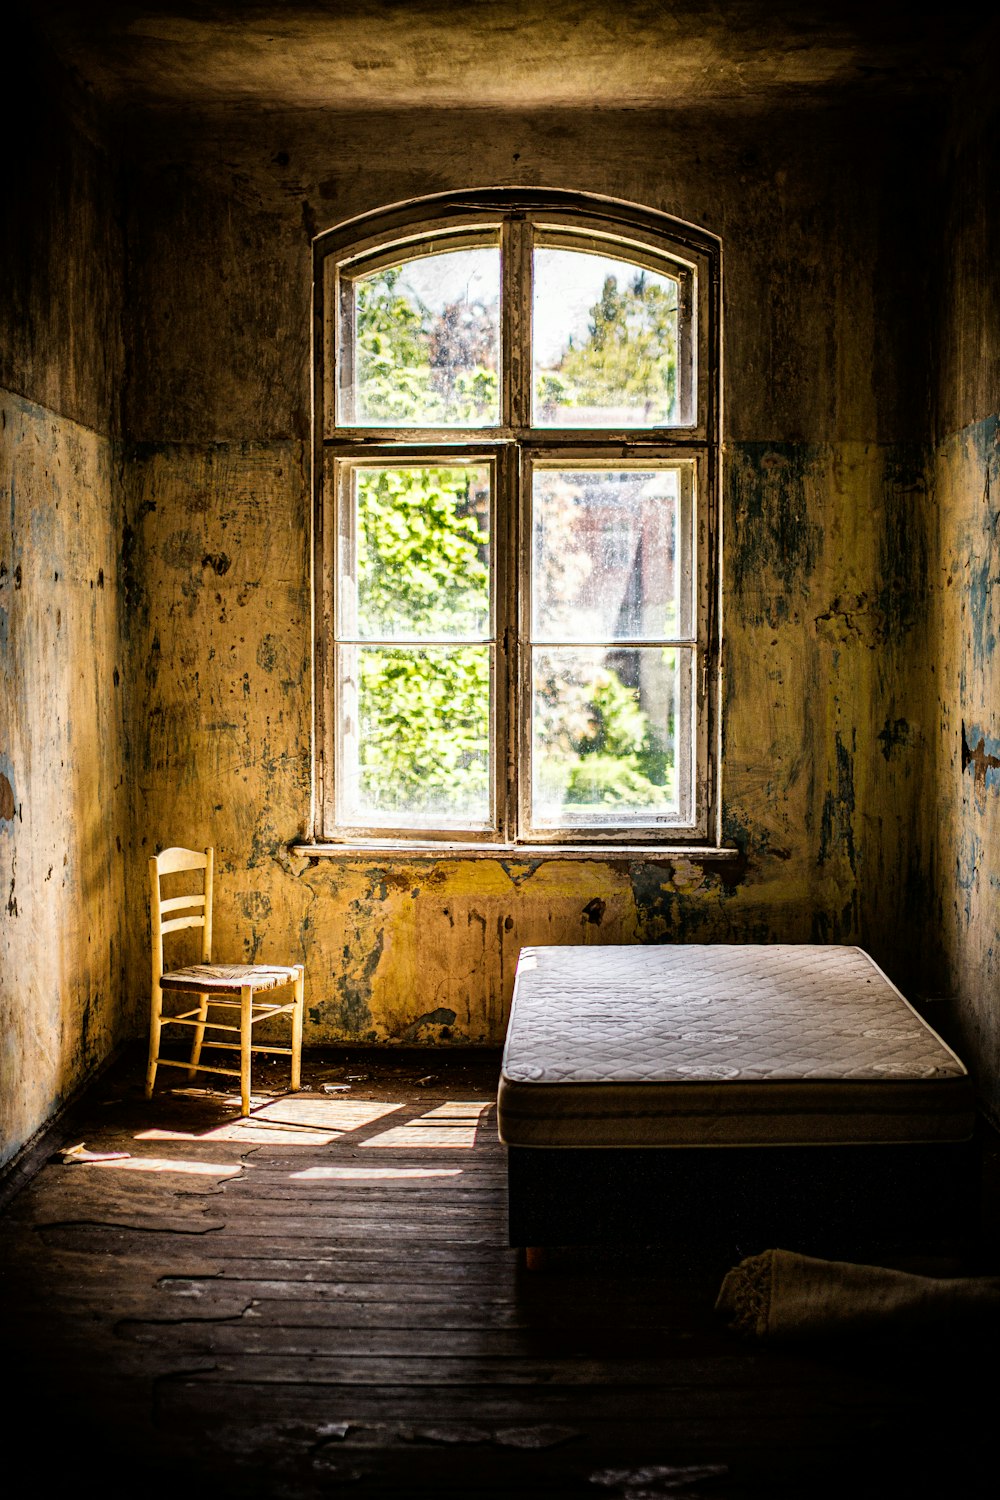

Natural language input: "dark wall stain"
[628,860,684,937]
[728,444,824,628]
[582,896,606,925]
[365,867,413,895]
[318,927,384,1036]
[700,850,749,891]
[201,552,232,576]
[256,634,278,672]
[0,773,15,822]
[961,720,1000,791]
[399,1007,458,1042]
[121,497,156,625]
[877,717,911,761]
[159,530,198,570]
[877,445,929,644]
[811,891,859,945]
[819,730,856,873]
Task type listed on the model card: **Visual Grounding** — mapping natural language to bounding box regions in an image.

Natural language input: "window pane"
[344,465,491,641]
[339,645,491,826]
[531,646,684,825]
[346,247,500,427]
[532,468,681,642]
[533,248,680,428]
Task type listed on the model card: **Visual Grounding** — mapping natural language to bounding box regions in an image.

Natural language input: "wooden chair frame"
[145,846,304,1115]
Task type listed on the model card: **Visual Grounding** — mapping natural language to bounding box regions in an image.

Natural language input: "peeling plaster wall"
[927,69,1000,1122]
[0,32,128,1167]
[117,100,942,1050]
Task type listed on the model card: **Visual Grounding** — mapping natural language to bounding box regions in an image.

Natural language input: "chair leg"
[145,983,162,1099]
[240,984,253,1117]
[188,991,209,1080]
[291,966,304,1093]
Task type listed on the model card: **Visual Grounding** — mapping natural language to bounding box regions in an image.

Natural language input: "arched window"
[312,189,720,846]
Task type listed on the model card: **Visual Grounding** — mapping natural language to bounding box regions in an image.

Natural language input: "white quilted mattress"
[497,945,974,1147]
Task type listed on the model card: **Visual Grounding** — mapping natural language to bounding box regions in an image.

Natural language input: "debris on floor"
[55,1142,131,1165]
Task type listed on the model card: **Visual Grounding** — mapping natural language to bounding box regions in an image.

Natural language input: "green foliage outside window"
[557,272,678,423]
[351,265,677,817]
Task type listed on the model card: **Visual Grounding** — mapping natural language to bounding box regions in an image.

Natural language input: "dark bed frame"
[506,1138,982,1260]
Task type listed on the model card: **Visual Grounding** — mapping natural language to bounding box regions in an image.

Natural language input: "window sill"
[292,840,741,863]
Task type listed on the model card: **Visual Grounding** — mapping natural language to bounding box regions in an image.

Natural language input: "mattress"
[497,944,974,1147]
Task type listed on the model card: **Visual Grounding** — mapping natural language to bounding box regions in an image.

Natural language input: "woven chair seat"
[160,963,302,994]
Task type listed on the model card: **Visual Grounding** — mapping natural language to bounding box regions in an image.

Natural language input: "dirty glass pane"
[339,645,491,826]
[533,248,680,427]
[343,465,491,641]
[532,468,680,642]
[531,646,683,825]
[346,246,500,427]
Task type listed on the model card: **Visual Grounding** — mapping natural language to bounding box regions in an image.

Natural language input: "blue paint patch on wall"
[967,415,999,676]
[0,752,17,833]
[957,825,981,927]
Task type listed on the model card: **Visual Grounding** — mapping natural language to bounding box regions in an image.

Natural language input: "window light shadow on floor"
[290,1166,463,1180]
[135,1095,406,1145]
[85,1156,243,1176]
[129,1096,493,1150]
[358,1101,492,1149]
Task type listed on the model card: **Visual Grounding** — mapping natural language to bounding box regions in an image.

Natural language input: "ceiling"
[30,1,997,112]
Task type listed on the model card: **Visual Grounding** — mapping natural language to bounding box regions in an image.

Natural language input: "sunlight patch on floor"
[137,1097,405,1145]
[290,1166,464,1180]
[359,1100,492,1150]
[89,1156,243,1177]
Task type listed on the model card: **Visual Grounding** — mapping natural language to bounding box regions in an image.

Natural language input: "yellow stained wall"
[125,433,919,1047]
[118,103,943,1054]
[0,393,129,1166]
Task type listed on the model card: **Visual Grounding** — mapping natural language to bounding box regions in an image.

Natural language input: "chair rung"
[163,999,296,1015]
[166,1018,242,1033]
[159,894,207,915]
[154,1058,243,1080]
[163,1011,294,1032]
[195,1040,295,1056]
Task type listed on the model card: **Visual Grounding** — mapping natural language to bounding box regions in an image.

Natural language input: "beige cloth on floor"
[716,1248,1000,1342]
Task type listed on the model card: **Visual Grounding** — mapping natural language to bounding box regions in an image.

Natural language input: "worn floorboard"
[1,1046,996,1498]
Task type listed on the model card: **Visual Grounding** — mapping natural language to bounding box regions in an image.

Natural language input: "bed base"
[507,1140,981,1260]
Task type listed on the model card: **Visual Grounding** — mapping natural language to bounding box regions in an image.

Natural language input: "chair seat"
[160,962,302,994]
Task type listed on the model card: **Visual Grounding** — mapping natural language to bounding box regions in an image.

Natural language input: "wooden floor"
[1,1046,996,1498]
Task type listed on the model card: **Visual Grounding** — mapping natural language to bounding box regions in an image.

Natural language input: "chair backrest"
[150,846,214,985]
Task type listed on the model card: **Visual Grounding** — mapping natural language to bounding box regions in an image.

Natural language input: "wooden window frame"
[311,188,722,849]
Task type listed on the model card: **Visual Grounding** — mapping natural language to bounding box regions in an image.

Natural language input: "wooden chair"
[145,846,304,1116]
